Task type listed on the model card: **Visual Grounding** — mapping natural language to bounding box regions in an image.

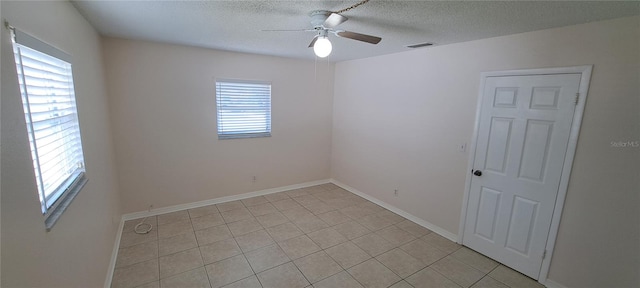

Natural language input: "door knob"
[473,170,482,176]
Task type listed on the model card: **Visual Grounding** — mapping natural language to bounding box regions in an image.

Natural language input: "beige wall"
[1,1,121,287]
[332,16,639,287]
[103,38,334,213]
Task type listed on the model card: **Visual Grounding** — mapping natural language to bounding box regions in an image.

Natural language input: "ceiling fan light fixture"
[313,36,332,58]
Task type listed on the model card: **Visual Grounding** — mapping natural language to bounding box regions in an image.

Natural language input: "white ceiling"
[72,1,640,62]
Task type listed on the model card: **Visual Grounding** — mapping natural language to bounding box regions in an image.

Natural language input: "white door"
[463,73,581,279]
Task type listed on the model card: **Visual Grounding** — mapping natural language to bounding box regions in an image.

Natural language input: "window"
[11,28,87,230]
[216,79,272,139]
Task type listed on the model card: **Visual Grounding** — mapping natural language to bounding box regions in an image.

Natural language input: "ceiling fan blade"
[261,29,312,32]
[323,13,348,28]
[308,36,318,48]
[335,30,382,44]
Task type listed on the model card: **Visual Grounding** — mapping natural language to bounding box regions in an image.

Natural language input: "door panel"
[518,120,553,182]
[530,87,561,110]
[493,88,518,108]
[484,117,513,174]
[505,196,538,255]
[463,73,581,279]
[474,187,502,241]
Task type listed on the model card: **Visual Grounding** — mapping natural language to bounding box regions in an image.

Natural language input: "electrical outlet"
[252,176,257,183]
[148,204,153,212]
[457,142,467,152]
[394,189,399,197]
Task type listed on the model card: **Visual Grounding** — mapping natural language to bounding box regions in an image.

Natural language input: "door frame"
[458,65,593,283]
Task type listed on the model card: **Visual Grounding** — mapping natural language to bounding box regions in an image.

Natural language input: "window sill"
[44,173,88,231]
[218,132,272,140]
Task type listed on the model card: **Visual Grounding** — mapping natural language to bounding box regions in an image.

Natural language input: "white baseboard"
[330,179,458,242]
[541,278,568,288]
[122,179,330,221]
[104,216,125,288]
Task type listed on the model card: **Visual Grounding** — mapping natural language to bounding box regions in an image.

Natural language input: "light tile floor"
[111,184,545,288]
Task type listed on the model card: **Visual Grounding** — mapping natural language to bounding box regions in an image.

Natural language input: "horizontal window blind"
[12,28,86,218]
[216,80,272,139]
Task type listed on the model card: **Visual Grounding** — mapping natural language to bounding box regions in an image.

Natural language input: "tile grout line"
[447,249,502,288]
[372,246,416,282]
[470,265,501,288]
[290,256,314,287]
[230,217,263,288]
[156,219,161,287]
[188,214,214,288]
[483,265,514,288]
[426,246,491,288]
[343,263,369,288]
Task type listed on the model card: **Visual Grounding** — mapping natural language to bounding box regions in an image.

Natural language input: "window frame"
[11,28,88,231]
[215,78,272,140]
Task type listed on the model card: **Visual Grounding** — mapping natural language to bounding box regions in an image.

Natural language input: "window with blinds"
[11,28,87,229]
[216,79,272,139]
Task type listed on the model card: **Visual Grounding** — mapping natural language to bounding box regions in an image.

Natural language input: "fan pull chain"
[335,0,370,14]
[327,54,330,71]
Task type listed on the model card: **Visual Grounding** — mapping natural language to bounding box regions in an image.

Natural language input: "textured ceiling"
[72,1,640,62]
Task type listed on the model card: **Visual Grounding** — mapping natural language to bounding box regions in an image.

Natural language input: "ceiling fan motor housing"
[309,10,331,29]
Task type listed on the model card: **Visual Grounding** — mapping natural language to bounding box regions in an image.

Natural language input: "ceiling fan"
[264,2,382,58]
